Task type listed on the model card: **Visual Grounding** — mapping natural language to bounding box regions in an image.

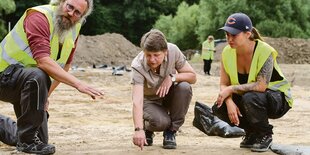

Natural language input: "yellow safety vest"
[0,4,81,72]
[222,40,293,107]
[201,40,215,60]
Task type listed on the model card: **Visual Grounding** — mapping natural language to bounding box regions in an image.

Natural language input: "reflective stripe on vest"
[0,5,81,72]
[222,40,293,107]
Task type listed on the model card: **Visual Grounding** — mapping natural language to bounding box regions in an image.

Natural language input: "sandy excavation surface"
[1,62,310,155]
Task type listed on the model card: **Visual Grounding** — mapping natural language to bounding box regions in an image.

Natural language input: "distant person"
[212,13,293,152]
[0,0,103,154]
[201,35,215,75]
[131,29,197,150]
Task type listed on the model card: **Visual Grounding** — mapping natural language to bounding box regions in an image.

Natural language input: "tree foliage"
[1,0,309,49]
[81,0,199,45]
[157,0,310,50]
[155,2,199,50]
[0,0,16,40]
[4,0,49,24]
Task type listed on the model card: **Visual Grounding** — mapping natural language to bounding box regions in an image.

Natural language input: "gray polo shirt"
[131,43,186,101]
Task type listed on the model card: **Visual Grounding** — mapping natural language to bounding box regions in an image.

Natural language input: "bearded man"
[0,0,103,154]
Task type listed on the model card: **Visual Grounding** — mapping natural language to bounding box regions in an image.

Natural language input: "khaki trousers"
[143,82,192,131]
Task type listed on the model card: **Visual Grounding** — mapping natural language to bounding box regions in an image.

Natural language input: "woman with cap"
[212,13,293,152]
[201,35,215,75]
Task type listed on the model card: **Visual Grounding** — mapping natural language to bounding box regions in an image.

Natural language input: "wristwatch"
[169,74,176,82]
[134,127,143,131]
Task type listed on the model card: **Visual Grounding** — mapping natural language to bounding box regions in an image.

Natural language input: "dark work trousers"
[143,82,192,132]
[212,90,290,136]
[0,67,51,144]
[0,114,17,146]
[203,59,212,74]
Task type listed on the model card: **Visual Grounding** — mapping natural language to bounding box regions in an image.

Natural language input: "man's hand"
[132,130,147,150]
[36,57,104,99]
[156,75,173,97]
[76,82,104,99]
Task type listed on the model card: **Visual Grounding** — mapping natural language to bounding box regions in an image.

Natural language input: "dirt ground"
[0,34,310,154]
[0,61,310,155]
[73,33,141,67]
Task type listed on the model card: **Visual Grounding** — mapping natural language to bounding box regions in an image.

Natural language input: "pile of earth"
[73,33,310,67]
[264,37,310,64]
[212,37,310,64]
[73,33,141,67]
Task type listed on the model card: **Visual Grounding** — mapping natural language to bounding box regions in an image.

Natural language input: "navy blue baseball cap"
[219,13,253,35]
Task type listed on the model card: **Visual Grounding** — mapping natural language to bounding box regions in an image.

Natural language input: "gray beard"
[54,15,72,44]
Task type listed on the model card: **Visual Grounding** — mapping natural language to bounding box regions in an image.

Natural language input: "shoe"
[163,129,176,149]
[240,133,257,148]
[17,132,55,154]
[251,134,272,152]
[145,130,154,146]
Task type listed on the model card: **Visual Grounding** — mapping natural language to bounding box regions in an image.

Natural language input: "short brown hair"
[140,29,167,52]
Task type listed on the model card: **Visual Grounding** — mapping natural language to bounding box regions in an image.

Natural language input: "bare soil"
[73,33,140,67]
[1,62,309,155]
[0,34,310,154]
[73,34,310,67]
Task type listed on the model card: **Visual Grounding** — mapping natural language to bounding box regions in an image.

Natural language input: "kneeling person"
[131,29,197,150]
[0,0,103,154]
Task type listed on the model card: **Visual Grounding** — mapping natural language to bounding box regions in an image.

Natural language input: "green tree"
[3,0,49,28]
[196,0,250,42]
[155,2,199,50]
[3,0,309,47]
[81,3,123,35]
[153,15,173,39]
[196,0,310,40]
[2,0,200,45]
[2,0,49,40]
[83,0,195,45]
[253,0,310,38]
[154,0,310,50]
[0,0,16,40]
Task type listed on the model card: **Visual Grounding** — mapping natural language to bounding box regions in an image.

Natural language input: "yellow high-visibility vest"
[201,40,215,60]
[222,40,293,107]
[0,4,81,72]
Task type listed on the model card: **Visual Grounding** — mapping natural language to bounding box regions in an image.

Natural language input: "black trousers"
[212,90,290,136]
[0,66,51,145]
[203,59,212,74]
[0,114,17,146]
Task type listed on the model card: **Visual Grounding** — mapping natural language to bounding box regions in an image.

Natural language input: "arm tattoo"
[232,54,273,94]
[257,54,273,85]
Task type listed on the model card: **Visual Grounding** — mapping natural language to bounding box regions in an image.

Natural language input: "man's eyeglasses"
[65,2,82,18]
